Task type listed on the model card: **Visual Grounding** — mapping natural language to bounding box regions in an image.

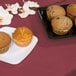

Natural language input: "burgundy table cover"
[0,0,76,76]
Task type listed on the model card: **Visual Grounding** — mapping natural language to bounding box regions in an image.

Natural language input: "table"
[0,0,76,76]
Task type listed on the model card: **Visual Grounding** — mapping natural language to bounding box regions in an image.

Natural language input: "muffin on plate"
[12,26,33,47]
[46,5,66,21]
[0,32,11,54]
[67,3,76,20]
[51,16,73,35]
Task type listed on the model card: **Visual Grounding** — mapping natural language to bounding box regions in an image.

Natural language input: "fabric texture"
[0,0,76,76]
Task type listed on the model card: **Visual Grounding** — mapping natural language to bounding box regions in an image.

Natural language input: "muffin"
[12,26,33,47]
[67,3,76,20]
[0,32,11,54]
[46,5,66,21]
[51,16,73,35]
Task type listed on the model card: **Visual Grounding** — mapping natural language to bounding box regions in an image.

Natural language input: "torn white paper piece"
[6,2,21,14]
[18,7,36,18]
[18,1,40,18]
[0,6,13,25]
[24,1,40,7]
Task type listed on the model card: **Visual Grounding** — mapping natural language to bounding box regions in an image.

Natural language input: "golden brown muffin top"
[51,16,73,30]
[12,27,33,42]
[47,5,66,19]
[67,3,76,16]
[0,32,11,48]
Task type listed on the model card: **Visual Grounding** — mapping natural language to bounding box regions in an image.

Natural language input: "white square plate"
[0,27,38,65]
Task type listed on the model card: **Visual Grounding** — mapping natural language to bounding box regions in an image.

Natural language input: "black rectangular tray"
[37,4,76,39]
